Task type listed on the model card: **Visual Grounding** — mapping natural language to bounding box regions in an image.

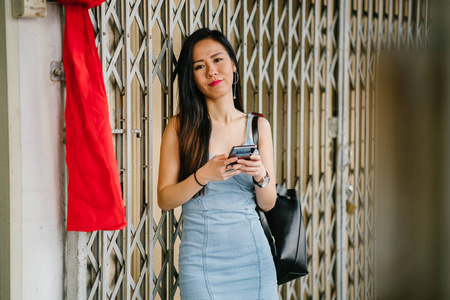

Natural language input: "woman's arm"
[235,117,277,211]
[157,116,242,211]
[253,117,277,211]
[157,117,201,211]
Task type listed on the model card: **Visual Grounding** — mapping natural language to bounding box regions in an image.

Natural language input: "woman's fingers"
[234,154,265,176]
[249,154,261,161]
[203,154,244,181]
[237,154,260,165]
[237,167,260,176]
[236,159,259,167]
[223,156,238,166]
[224,169,241,178]
[211,153,228,161]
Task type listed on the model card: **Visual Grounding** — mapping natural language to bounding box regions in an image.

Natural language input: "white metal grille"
[64,0,432,299]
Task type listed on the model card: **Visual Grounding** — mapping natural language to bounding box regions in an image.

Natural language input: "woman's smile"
[209,80,223,86]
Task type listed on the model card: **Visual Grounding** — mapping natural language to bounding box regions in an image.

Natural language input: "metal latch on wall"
[51,61,64,82]
[12,0,46,18]
[328,117,338,138]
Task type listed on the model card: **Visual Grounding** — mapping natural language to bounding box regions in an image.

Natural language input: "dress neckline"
[208,114,254,158]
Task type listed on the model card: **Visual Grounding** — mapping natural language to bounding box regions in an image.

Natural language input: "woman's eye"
[194,65,204,70]
[214,58,223,63]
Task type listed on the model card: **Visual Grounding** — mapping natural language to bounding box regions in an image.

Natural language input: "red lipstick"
[209,80,222,86]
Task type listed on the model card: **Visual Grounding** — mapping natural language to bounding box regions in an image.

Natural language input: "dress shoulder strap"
[246,114,253,143]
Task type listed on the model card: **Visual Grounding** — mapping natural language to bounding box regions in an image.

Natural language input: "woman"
[157,28,278,299]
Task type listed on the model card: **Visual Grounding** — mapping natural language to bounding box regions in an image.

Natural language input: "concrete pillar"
[0,2,65,299]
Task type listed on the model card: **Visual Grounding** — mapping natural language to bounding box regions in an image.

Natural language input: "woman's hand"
[234,154,266,182]
[195,154,243,185]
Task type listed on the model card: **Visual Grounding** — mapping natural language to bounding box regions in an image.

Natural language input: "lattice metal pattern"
[339,1,431,300]
[67,0,432,299]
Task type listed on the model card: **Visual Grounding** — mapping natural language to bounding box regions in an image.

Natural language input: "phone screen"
[228,145,256,165]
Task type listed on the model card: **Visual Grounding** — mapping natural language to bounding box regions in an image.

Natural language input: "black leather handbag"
[252,115,309,285]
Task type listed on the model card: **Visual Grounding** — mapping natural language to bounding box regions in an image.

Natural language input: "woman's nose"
[207,67,218,77]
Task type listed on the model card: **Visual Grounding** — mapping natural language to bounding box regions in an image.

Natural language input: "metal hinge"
[328,117,338,138]
[12,0,46,18]
[50,61,64,82]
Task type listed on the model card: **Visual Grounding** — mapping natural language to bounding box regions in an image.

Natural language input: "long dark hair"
[174,28,243,184]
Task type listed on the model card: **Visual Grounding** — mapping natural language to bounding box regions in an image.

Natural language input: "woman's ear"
[232,63,237,73]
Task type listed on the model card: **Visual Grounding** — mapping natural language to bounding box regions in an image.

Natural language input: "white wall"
[17,3,64,299]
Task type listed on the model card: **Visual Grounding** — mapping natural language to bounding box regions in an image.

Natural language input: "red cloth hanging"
[59,0,126,231]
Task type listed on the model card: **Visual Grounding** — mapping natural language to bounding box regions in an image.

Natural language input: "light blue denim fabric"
[179,114,278,300]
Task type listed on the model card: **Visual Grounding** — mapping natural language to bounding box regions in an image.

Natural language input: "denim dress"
[179,114,278,300]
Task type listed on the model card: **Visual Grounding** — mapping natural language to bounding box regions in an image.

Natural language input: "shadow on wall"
[375,1,450,299]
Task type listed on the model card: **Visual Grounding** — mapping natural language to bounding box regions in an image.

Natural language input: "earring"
[233,72,240,84]
[233,72,240,100]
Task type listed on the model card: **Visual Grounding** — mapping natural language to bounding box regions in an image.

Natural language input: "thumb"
[214,153,228,160]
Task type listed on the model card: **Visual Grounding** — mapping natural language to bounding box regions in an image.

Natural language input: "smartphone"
[227,145,257,165]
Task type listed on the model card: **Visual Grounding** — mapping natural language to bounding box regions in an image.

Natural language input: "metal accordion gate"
[64,0,431,299]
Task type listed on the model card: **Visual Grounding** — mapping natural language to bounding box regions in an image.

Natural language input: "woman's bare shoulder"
[168,115,180,127]
[257,116,272,133]
[161,115,181,147]
[164,115,180,133]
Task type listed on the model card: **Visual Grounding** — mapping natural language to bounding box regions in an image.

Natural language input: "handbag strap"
[251,114,259,148]
[251,114,277,257]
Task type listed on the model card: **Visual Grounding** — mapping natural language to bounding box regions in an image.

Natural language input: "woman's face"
[192,38,237,102]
